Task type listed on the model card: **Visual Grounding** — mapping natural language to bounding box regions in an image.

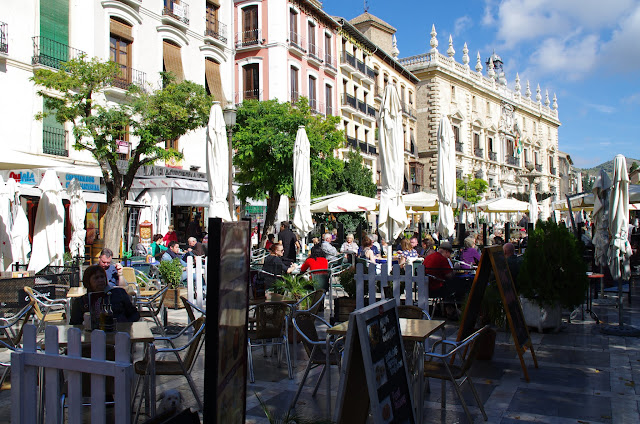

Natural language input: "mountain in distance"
[576,156,640,177]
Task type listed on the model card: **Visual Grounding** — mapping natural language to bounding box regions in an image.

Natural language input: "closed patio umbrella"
[292,126,313,239]
[0,176,13,270]
[67,178,86,259]
[157,194,170,236]
[206,102,232,221]
[8,179,30,265]
[436,115,456,239]
[592,169,611,269]
[275,195,290,230]
[28,170,65,272]
[377,85,408,244]
[529,185,538,228]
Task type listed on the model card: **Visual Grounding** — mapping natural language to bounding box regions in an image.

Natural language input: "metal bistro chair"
[294,290,325,315]
[247,302,293,383]
[289,312,343,410]
[23,286,68,332]
[423,325,490,423]
[137,285,169,336]
[133,317,206,421]
[0,301,35,388]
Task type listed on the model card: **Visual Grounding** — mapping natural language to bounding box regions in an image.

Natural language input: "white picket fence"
[186,255,207,309]
[11,325,132,424]
[355,262,429,312]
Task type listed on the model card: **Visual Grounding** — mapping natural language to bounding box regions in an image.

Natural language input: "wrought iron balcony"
[346,136,358,149]
[455,142,463,153]
[309,98,321,115]
[489,151,497,161]
[341,93,357,110]
[401,103,417,119]
[112,66,146,90]
[308,43,323,63]
[288,32,306,53]
[340,51,356,69]
[0,22,7,54]
[365,65,376,80]
[163,0,189,25]
[357,99,367,114]
[43,126,68,157]
[505,155,519,166]
[324,53,336,72]
[236,29,263,48]
[32,36,86,70]
[474,148,483,158]
[359,141,368,152]
[550,166,557,175]
[366,104,376,118]
[205,19,227,43]
[535,164,542,172]
[290,90,300,103]
[325,105,333,116]
[235,89,262,103]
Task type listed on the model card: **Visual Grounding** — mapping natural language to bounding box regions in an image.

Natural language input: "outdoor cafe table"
[325,317,446,421]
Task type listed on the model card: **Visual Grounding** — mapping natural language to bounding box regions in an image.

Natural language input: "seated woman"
[261,243,296,290]
[149,234,168,260]
[358,236,379,262]
[396,238,418,268]
[300,244,328,273]
[70,265,140,325]
[422,235,436,258]
[458,236,481,269]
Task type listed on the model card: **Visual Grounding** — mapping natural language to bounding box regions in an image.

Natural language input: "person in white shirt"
[321,233,338,258]
[340,233,359,254]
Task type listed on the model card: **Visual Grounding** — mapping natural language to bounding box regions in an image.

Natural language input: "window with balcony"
[164,0,189,25]
[308,21,316,57]
[242,5,259,45]
[290,66,299,102]
[162,40,184,82]
[205,1,225,42]
[289,9,298,45]
[308,76,317,111]
[324,33,332,65]
[400,85,405,105]
[243,63,260,100]
[109,18,132,89]
[473,132,482,157]
[205,58,225,102]
[42,101,67,157]
[325,84,332,115]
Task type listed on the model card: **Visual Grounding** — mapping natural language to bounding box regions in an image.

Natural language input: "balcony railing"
[290,90,300,103]
[205,19,227,43]
[455,142,463,153]
[550,167,557,175]
[163,0,189,25]
[112,66,146,90]
[308,43,323,62]
[401,103,417,119]
[340,51,356,69]
[324,53,336,71]
[365,66,376,80]
[288,31,306,52]
[346,136,358,149]
[535,164,542,172]
[309,98,321,114]
[356,58,366,74]
[359,141,368,152]
[366,104,376,118]
[325,105,333,116]
[489,151,497,161]
[357,99,367,114]
[235,89,262,103]
[0,22,7,54]
[474,148,483,158]
[505,155,519,166]
[43,126,68,157]
[341,93,357,110]
[32,36,86,70]
[236,29,262,48]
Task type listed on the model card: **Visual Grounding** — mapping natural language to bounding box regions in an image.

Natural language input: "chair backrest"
[458,325,490,375]
[23,286,45,321]
[309,270,330,292]
[397,305,430,320]
[0,300,35,347]
[253,302,290,340]
[182,318,206,370]
[296,290,325,315]
[181,296,197,323]
[121,267,137,285]
[292,312,321,358]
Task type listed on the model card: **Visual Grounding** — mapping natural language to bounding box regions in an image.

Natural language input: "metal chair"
[423,325,490,423]
[0,301,35,388]
[180,296,206,324]
[133,317,206,420]
[247,302,293,383]
[304,268,331,292]
[136,285,169,336]
[398,304,432,320]
[23,286,67,332]
[289,312,343,410]
[294,289,325,315]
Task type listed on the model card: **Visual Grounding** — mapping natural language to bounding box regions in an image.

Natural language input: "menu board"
[204,218,251,424]
[335,299,415,424]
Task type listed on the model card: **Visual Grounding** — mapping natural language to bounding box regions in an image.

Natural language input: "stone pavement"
[1,283,640,423]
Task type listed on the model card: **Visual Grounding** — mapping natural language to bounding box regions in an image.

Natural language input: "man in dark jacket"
[186,237,206,256]
[277,221,299,266]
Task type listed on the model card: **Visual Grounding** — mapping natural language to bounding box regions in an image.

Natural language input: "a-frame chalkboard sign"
[334,299,416,424]
[457,245,538,381]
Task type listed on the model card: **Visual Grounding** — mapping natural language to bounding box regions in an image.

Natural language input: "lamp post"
[223,105,237,219]
[463,174,469,227]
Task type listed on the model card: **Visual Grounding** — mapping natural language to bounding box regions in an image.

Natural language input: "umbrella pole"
[618,279,624,328]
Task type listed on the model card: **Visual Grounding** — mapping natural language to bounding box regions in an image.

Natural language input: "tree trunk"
[103,195,126,258]
[261,192,280,246]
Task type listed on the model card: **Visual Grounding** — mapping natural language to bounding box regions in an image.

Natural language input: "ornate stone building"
[399,25,563,216]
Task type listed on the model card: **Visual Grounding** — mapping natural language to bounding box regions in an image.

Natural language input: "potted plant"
[518,219,589,331]
[269,274,315,301]
[158,258,185,309]
[334,266,358,323]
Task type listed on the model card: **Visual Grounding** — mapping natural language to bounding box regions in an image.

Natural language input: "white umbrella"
[529,185,538,228]
[150,196,159,237]
[436,115,456,238]
[7,179,30,265]
[474,197,530,213]
[138,192,153,226]
[377,85,408,243]
[275,195,290,230]
[206,102,232,221]
[0,176,13,270]
[402,191,438,211]
[310,192,378,213]
[608,155,632,281]
[28,170,65,272]
[67,178,86,259]
[157,194,170,235]
[592,169,611,268]
[292,126,313,238]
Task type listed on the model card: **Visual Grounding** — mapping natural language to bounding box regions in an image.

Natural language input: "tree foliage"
[31,56,212,252]
[325,149,377,198]
[456,177,488,204]
[630,162,639,173]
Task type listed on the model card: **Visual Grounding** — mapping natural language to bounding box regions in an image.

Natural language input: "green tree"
[326,149,377,198]
[31,57,212,253]
[456,177,488,204]
[582,174,594,193]
[630,162,639,173]
[233,98,344,239]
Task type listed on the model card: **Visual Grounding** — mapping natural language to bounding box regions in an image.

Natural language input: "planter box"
[520,296,562,332]
[164,287,188,309]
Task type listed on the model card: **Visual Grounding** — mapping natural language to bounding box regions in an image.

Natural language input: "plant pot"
[475,327,497,360]
[334,297,357,323]
[520,296,562,332]
[164,287,187,309]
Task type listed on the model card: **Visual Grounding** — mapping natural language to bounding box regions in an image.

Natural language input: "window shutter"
[163,41,184,82]
[110,18,133,42]
[205,58,226,103]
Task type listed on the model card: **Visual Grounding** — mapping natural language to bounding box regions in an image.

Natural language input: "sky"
[322,0,640,169]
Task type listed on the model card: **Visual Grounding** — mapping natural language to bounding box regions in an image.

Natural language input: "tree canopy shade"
[233,98,347,238]
[31,56,212,253]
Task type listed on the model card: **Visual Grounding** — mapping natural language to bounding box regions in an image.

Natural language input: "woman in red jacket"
[300,243,328,273]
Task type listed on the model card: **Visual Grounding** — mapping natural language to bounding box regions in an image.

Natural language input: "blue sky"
[323,0,640,169]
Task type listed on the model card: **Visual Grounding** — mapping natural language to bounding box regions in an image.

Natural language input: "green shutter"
[40,0,69,66]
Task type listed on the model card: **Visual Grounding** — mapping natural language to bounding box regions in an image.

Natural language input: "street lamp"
[463,174,469,226]
[223,105,237,219]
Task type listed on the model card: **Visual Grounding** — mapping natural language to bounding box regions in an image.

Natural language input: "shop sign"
[245,206,265,214]
[116,139,130,155]
[63,173,101,192]
[0,170,102,192]
[6,170,37,185]
[117,159,206,180]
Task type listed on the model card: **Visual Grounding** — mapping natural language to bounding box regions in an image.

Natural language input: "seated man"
[162,241,188,282]
[321,233,339,259]
[70,265,140,325]
[97,248,125,288]
[423,241,454,296]
[185,237,206,257]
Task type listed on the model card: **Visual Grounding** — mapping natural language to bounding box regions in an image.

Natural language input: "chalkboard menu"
[457,246,538,382]
[335,299,415,424]
[204,218,251,424]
